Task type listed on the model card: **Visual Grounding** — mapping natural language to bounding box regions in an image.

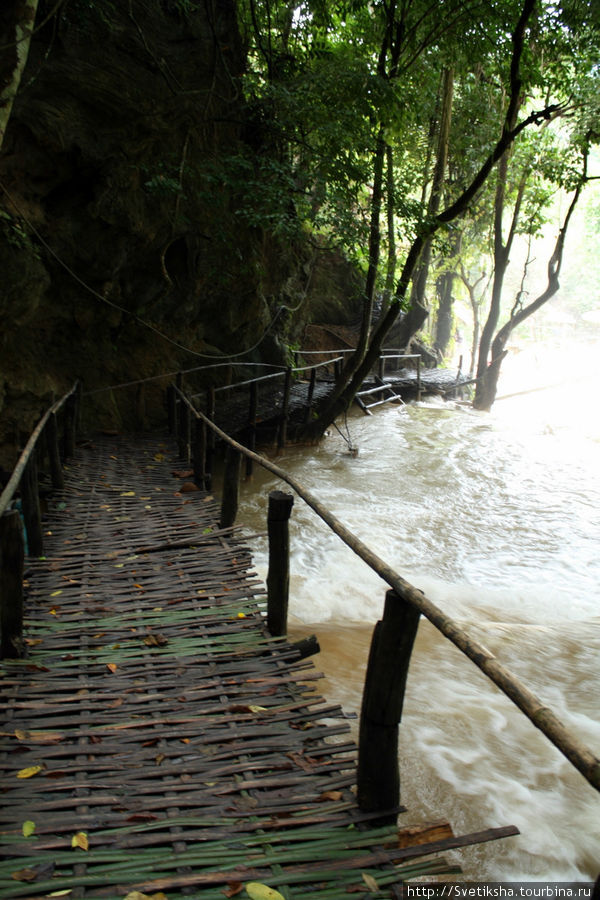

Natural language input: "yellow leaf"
[245,884,285,900]
[121,491,136,496]
[48,891,73,896]
[49,608,58,615]
[14,729,27,741]
[71,832,89,851]
[50,590,63,597]
[237,612,246,619]
[248,705,268,714]
[362,873,379,892]
[124,893,168,900]
[16,766,43,779]
[106,663,118,673]
[22,820,36,837]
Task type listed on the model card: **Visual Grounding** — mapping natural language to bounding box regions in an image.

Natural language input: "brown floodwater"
[227,343,600,881]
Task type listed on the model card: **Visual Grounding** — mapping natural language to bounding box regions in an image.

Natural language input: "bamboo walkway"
[0,433,516,898]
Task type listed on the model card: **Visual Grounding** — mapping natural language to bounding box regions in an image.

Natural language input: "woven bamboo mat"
[0,434,516,898]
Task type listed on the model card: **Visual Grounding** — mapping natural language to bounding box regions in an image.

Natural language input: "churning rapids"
[234,342,600,881]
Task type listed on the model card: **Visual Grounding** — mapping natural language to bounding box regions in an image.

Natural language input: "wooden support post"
[167,385,177,435]
[220,446,242,529]
[277,367,292,450]
[416,356,422,402]
[20,457,43,557]
[291,633,320,660]
[193,416,207,490]
[205,387,215,491]
[63,392,77,459]
[179,402,191,463]
[0,510,25,659]
[304,367,317,424]
[246,381,258,478]
[46,412,64,489]
[357,588,421,824]
[378,356,385,380]
[266,490,294,637]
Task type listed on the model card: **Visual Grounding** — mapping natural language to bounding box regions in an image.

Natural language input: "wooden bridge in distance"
[1,370,598,897]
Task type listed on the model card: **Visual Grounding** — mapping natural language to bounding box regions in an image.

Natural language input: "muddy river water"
[231,342,600,881]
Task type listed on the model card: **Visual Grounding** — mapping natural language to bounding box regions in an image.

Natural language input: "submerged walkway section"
[0,434,513,898]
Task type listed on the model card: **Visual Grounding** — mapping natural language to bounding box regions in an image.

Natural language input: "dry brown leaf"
[318,790,342,802]
[71,832,89,851]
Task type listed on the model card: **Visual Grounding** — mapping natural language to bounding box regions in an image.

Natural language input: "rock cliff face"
[0,0,361,465]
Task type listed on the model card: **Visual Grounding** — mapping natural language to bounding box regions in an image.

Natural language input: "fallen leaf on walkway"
[181,482,199,492]
[106,663,118,674]
[223,884,244,898]
[144,633,168,647]
[362,873,379,892]
[50,590,62,597]
[71,832,89,851]
[318,790,342,802]
[245,883,285,900]
[123,892,167,900]
[121,491,136,496]
[17,765,44,779]
[11,867,38,883]
[155,754,166,766]
[22,821,36,837]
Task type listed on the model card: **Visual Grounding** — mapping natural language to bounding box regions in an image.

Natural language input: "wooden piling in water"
[246,381,258,478]
[357,588,421,824]
[0,510,25,659]
[277,367,292,449]
[304,368,317,424]
[205,387,215,490]
[220,446,241,530]
[266,489,294,636]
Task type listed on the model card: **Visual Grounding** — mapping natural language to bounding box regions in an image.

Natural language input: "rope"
[0,179,285,362]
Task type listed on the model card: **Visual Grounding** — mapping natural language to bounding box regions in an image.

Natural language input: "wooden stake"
[220,447,241,530]
[64,392,77,459]
[193,416,207,490]
[266,490,294,636]
[246,381,258,478]
[0,510,25,659]
[277,367,292,449]
[20,456,43,557]
[46,412,64,489]
[358,589,421,822]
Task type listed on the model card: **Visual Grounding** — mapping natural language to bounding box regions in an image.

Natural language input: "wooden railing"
[0,382,80,658]
[171,384,600,825]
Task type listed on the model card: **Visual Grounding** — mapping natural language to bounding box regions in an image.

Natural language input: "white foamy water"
[234,340,600,881]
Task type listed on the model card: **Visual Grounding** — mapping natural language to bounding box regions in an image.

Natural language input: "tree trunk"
[381,144,397,315]
[300,0,542,439]
[474,167,585,409]
[411,67,454,314]
[434,229,461,359]
[0,0,40,151]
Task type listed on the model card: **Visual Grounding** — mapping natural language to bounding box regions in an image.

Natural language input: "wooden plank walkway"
[0,433,516,898]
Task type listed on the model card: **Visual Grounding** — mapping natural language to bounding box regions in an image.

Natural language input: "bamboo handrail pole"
[0,382,79,517]
[173,386,600,793]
